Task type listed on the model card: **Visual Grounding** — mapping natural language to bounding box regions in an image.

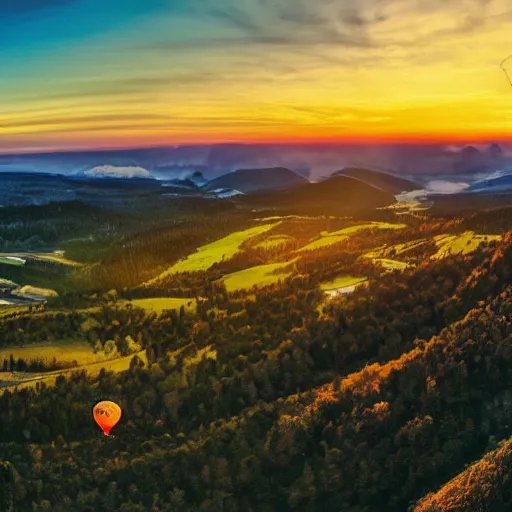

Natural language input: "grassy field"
[0,256,25,266]
[0,306,30,318]
[130,297,197,314]
[12,285,58,298]
[146,222,280,284]
[0,252,82,267]
[254,235,294,249]
[392,239,427,255]
[365,239,427,259]
[298,222,406,252]
[432,231,502,260]
[319,275,368,292]
[0,341,100,366]
[370,258,411,270]
[220,261,294,292]
[327,222,406,237]
[298,234,350,252]
[256,215,337,222]
[2,350,148,391]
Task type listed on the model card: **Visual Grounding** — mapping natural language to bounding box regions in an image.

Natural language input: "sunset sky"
[2,0,512,153]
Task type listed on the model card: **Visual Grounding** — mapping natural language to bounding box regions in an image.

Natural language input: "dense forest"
[1,196,512,511]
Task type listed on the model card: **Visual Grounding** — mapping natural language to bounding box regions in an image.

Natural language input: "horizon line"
[0,137,509,157]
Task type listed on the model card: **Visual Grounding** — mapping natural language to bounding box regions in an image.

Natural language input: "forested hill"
[244,175,396,214]
[415,436,512,511]
[332,167,419,194]
[0,225,511,511]
[206,167,309,193]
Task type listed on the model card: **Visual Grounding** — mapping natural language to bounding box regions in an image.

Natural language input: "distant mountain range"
[0,142,509,182]
[0,169,396,214]
[0,145,511,210]
[453,143,505,174]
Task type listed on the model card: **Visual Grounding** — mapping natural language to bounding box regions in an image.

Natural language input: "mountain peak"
[460,145,481,158]
[486,143,504,159]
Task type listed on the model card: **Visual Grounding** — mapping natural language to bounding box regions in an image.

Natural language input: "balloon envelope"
[93,401,122,435]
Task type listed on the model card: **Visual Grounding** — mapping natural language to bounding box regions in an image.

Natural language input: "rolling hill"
[332,167,419,194]
[206,167,309,193]
[243,175,396,215]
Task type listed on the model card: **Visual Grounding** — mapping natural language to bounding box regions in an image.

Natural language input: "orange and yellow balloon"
[93,401,122,436]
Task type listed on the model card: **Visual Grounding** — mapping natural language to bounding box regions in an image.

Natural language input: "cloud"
[145,0,507,70]
[84,165,154,179]
[5,77,173,104]
[190,0,382,48]
[425,180,470,194]
[2,113,169,130]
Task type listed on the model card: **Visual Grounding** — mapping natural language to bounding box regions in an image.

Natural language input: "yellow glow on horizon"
[2,0,512,152]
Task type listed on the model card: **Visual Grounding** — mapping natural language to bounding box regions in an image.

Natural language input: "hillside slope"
[244,175,396,214]
[11,281,509,512]
[206,167,309,193]
[415,437,512,511]
[2,236,509,511]
[333,167,419,193]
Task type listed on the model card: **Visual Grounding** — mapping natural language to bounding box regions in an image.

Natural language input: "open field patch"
[130,297,197,314]
[2,350,147,391]
[298,234,349,252]
[253,235,294,249]
[0,252,83,267]
[12,285,58,299]
[365,239,428,259]
[220,261,294,293]
[369,258,411,270]
[0,306,30,317]
[255,215,338,222]
[392,239,428,254]
[0,341,100,366]
[326,222,407,237]
[146,223,280,284]
[0,256,25,266]
[0,278,18,287]
[432,231,502,260]
[298,222,406,253]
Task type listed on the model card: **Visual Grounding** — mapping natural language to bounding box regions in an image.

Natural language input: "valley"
[1,165,512,512]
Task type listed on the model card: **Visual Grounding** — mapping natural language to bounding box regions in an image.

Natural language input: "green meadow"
[130,297,197,314]
[0,256,25,266]
[220,261,294,293]
[254,235,294,249]
[0,252,82,267]
[432,231,502,260]
[0,341,100,367]
[0,278,18,287]
[370,258,411,270]
[146,223,280,284]
[298,222,406,252]
[2,350,148,391]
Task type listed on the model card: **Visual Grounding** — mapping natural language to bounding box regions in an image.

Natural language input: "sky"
[1,0,512,153]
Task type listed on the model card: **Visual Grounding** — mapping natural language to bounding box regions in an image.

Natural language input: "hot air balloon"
[93,401,122,436]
